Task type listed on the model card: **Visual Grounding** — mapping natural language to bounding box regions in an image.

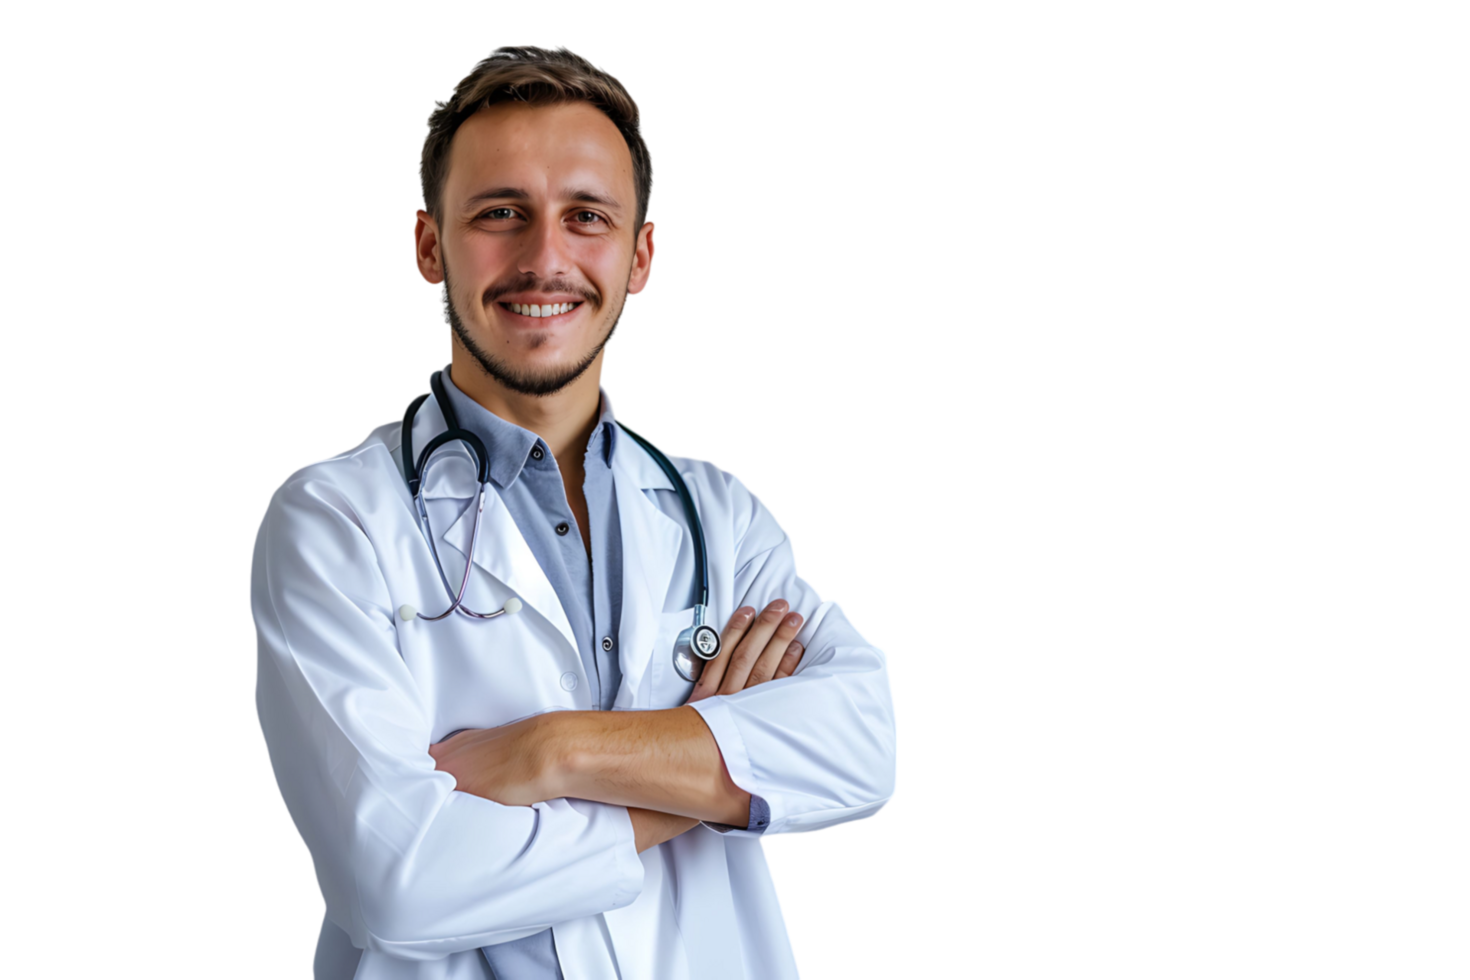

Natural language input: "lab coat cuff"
[688,697,766,835]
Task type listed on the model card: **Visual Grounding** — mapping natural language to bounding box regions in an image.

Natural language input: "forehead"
[444,101,635,209]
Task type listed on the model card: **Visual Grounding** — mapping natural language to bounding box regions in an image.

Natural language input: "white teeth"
[509,302,577,317]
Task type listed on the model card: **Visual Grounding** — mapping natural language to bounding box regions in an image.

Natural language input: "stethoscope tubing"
[612,422,711,610]
[400,371,709,624]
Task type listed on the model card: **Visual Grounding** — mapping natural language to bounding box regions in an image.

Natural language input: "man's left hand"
[428,715,558,806]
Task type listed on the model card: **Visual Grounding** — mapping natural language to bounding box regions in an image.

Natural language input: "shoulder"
[659,453,787,557]
[262,421,407,536]
[253,421,409,606]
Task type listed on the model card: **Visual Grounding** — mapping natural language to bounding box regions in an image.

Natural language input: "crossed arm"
[429,599,807,850]
[431,707,736,851]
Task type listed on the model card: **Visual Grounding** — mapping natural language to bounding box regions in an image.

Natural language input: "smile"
[502,302,582,318]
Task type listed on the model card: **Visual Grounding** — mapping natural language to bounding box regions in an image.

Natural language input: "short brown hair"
[421,46,652,229]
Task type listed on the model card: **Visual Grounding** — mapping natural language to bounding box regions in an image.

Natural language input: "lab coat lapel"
[444,487,577,654]
[426,440,579,658]
[611,446,683,710]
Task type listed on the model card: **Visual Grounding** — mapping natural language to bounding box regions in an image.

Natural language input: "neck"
[448,345,605,460]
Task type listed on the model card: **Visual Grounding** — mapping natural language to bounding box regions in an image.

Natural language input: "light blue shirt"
[437,369,767,978]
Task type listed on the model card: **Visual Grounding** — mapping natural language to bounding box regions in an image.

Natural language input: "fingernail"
[784,613,802,629]
[769,599,789,612]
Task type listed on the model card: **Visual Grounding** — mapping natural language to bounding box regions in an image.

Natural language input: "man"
[253,46,895,979]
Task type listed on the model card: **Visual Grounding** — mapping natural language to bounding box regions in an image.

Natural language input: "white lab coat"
[252,395,897,980]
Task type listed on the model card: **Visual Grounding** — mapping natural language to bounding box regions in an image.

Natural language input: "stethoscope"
[395,371,722,682]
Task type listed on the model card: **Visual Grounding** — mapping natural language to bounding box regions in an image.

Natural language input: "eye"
[480,207,517,220]
[573,210,605,225]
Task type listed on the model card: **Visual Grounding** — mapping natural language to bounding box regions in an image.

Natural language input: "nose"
[517,214,571,281]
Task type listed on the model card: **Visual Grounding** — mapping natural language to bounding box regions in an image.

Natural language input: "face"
[415,101,653,397]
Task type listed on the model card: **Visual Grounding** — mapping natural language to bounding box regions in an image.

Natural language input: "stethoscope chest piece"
[673,605,722,682]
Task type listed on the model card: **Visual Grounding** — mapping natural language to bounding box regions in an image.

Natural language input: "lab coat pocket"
[649,607,698,709]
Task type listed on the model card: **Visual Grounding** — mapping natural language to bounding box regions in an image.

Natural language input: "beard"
[443,262,625,397]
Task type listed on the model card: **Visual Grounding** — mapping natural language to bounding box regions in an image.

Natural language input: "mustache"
[482,273,600,308]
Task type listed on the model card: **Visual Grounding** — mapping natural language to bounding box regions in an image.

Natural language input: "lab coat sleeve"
[688,476,897,836]
[252,474,645,960]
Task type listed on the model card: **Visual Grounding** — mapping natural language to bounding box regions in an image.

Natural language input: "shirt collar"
[438,367,620,488]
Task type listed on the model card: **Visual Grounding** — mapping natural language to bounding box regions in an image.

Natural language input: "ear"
[626,222,655,295]
[415,210,444,284]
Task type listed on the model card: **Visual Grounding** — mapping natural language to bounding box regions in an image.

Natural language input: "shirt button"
[560,672,579,691]
[602,636,614,652]
[530,446,545,461]
[555,521,570,536]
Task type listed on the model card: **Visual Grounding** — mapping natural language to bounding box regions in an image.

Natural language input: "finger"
[688,606,755,703]
[772,641,804,680]
[744,612,803,688]
[718,600,791,696]
[717,600,788,695]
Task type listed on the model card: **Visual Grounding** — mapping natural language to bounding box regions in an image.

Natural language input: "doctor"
[253,46,896,980]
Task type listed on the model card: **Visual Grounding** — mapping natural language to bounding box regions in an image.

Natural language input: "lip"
[495,300,585,322]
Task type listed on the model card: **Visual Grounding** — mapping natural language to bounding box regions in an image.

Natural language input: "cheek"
[452,237,517,289]
[569,239,631,297]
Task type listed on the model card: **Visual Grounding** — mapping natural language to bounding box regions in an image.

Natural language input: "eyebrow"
[463,186,624,212]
